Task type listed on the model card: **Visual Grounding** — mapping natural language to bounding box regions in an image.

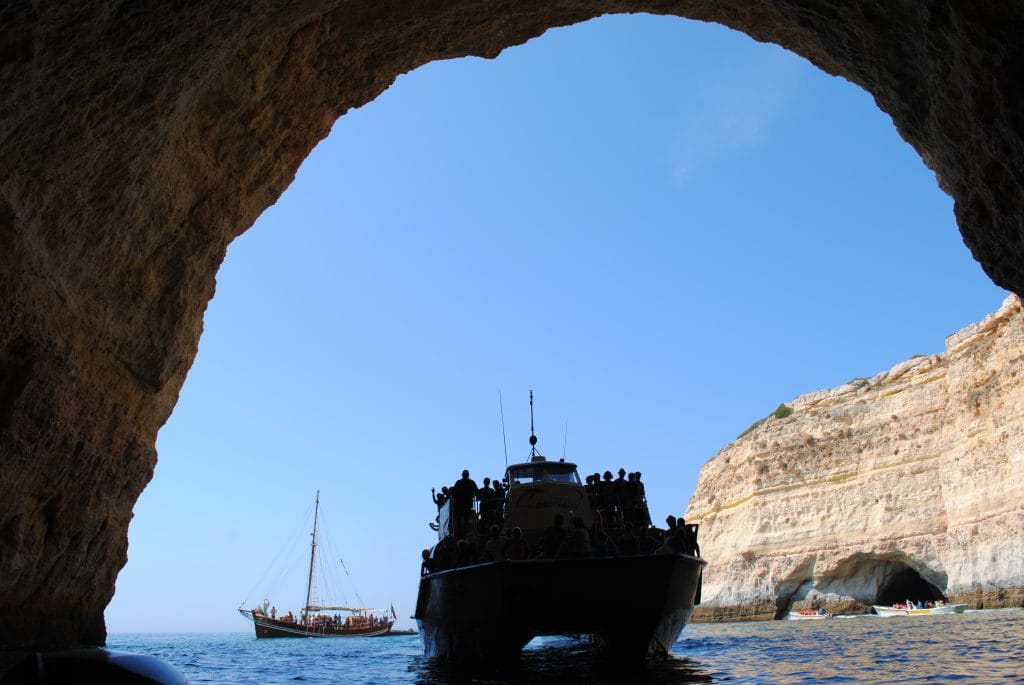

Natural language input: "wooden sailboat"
[238,491,396,638]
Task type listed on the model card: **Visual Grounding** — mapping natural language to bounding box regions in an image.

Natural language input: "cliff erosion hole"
[876,565,946,606]
[816,554,948,608]
[775,555,947,618]
[774,559,816,619]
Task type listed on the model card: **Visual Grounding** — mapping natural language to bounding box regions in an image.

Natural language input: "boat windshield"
[507,463,581,485]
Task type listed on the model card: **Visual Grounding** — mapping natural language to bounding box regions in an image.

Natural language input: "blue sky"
[105,14,1006,633]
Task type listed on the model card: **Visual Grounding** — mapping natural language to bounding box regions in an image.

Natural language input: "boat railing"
[436,492,509,540]
[475,492,505,530]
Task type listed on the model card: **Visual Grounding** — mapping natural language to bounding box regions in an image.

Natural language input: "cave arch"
[777,554,950,617]
[876,565,946,606]
[3,1,1024,654]
[773,557,816,619]
[812,553,950,609]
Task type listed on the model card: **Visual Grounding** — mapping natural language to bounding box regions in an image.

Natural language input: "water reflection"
[411,637,714,684]
[411,610,1024,684]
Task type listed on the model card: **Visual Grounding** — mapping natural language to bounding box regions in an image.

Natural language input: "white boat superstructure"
[873,603,967,616]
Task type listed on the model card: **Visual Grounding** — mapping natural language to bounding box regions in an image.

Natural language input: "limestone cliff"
[686,295,1024,621]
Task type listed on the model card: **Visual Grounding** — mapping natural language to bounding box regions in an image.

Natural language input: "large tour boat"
[239,491,397,638]
[413,393,706,662]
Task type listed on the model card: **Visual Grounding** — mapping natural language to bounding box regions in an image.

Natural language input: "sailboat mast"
[303,490,320,621]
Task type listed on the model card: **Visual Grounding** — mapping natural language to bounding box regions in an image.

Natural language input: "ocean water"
[108,609,1024,684]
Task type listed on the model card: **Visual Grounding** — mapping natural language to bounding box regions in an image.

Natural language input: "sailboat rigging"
[238,491,397,638]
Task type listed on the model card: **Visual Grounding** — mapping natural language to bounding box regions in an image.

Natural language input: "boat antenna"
[303,490,320,622]
[529,390,539,457]
[562,419,568,460]
[499,389,509,467]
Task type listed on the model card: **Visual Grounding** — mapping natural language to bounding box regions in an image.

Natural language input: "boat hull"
[239,610,395,638]
[872,604,967,616]
[788,611,831,620]
[928,603,968,615]
[413,553,705,662]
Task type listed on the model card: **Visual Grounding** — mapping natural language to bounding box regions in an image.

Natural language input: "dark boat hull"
[413,553,705,661]
[240,610,394,638]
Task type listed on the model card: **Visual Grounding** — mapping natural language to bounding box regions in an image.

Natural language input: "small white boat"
[873,603,967,616]
[788,610,831,620]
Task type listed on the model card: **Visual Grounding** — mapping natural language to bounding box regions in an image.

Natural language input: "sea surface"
[108,609,1024,684]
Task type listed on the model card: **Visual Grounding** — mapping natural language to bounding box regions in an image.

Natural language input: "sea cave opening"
[810,554,949,611]
[101,10,999,643]
[876,565,946,606]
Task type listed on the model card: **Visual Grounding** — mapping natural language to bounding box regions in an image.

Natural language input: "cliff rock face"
[3,1,1024,653]
[686,295,1024,621]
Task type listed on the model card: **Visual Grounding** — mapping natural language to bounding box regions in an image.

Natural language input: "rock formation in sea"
[686,295,1024,621]
[4,0,1024,656]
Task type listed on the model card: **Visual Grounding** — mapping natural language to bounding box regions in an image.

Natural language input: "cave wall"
[2,0,1024,651]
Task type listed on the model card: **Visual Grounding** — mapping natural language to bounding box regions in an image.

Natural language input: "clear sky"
[105,14,1006,633]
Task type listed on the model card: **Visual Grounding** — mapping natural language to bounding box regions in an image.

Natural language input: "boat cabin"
[433,456,593,543]
[506,457,582,486]
[503,455,593,541]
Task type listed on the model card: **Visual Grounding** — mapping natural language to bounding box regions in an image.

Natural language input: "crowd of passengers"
[253,600,388,629]
[893,600,948,610]
[584,468,652,527]
[430,469,508,530]
[420,513,700,575]
[430,467,655,532]
[308,613,387,628]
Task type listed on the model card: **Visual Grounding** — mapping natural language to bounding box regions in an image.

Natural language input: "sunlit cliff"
[687,295,1024,620]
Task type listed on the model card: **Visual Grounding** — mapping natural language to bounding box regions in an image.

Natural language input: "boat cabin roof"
[505,456,581,486]
[306,604,383,614]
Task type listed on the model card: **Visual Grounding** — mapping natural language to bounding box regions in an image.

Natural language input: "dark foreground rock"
[3,0,1024,654]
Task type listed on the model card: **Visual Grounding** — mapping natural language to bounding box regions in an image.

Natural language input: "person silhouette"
[432,486,449,509]
[540,514,567,558]
[450,469,479,538]
[505,526,531,560]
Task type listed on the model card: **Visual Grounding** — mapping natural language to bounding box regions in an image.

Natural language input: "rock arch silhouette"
[2,1,1023,652]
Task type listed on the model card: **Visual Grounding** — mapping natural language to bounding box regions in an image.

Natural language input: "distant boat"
[873,602,967,617]
[238,491,397,638]
[788,610,831,620]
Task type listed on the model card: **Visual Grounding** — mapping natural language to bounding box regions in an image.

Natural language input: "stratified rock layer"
[3,1,1024,652]
[686,296,1024,621]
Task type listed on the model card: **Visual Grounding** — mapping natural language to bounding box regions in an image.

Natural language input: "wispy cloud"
[671,48,806,183]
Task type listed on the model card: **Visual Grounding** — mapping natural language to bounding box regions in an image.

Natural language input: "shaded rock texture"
[686,296,1024,621]
[2,0,1024,652]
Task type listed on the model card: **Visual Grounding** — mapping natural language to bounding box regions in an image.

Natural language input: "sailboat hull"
[414,553,705,661]
[239,610,395,638]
